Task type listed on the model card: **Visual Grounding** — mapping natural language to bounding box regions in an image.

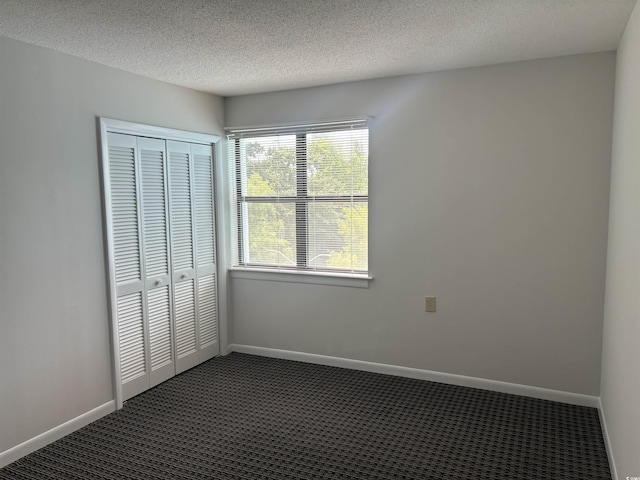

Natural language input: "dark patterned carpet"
[1,353,611,479]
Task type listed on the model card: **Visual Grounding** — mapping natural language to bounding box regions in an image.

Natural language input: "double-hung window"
[228,119,369,279]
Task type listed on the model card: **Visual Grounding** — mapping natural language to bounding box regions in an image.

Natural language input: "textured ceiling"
[0,0,636,96]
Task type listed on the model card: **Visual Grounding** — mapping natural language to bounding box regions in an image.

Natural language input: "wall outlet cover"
[425,296,436,312]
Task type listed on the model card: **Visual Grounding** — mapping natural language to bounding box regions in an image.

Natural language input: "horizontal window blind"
[228,120,368,274]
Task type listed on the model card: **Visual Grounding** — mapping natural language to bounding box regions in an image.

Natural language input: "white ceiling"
[0,0,636,96]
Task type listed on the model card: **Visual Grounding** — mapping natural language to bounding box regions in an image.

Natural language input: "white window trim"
[229,267,371,288]
[227,118,370,284]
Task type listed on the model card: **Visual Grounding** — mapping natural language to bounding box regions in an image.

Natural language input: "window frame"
[228,120,371,287]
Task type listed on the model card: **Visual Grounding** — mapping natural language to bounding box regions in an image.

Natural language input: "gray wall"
[225,53,615,396]
[0,36,224,453]
[601,1,640,477]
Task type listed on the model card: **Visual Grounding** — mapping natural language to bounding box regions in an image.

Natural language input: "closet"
[102,126,219,402]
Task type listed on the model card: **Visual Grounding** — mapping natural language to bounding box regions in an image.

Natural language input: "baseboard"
[598,398,618,480]
[229,344,599,408]
[0,400,116,468]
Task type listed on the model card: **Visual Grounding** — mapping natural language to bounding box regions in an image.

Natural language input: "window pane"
[240,136,297,197]
[307,129,368,196]
[244,202,296,266]
[308,202,368,272]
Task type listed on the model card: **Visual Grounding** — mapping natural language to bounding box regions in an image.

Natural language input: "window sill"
[229,267,372,288]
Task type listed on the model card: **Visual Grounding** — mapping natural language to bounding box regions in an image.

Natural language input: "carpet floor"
[0,353,611,479]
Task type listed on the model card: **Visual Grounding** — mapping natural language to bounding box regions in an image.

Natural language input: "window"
[228,120,368,278]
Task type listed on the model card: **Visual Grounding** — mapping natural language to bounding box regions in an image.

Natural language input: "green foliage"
[246,144,296,196]
[245,173,295,265]
[308,137,368,195]
[248,172,274,195]
[326,204,368,270]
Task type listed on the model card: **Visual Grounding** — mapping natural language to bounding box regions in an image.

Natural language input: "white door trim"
[99,117,224,409]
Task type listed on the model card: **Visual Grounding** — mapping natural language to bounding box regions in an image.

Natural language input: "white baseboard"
[0,400,116,469]
[229,344,599,408]
[598,398,618,480]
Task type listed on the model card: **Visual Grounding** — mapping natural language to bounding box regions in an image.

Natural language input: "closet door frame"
[99,117,227,410]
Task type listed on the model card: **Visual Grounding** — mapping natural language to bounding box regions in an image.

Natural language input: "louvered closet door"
[106,133,150,400]
[167,141,219,373]
[138,137,175,387]
[167,141,199,373]
[192,143,219,361]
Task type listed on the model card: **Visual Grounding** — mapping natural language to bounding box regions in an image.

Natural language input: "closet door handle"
[155,279,163,286]
[181,273,188,279]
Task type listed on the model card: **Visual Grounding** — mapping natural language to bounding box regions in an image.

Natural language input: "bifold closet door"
[107,133,174,401]
[191,143,219,362]
[106,131,219,400]
[167,141,219,374]
[106,133,149,400]
[138,137,175,388]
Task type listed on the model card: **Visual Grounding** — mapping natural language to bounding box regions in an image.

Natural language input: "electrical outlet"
[425,296,436,312]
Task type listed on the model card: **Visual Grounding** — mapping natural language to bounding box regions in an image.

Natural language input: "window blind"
[227,119,368,274]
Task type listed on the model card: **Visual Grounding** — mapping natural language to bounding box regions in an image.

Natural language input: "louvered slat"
[198,274,217,347]
[174,280,196,358]
[193,154,216,266]
[117,293,146,383]
[140,148,169,278]
[147,286,172,371]
[169,152,194,271]
[109,145,141,284]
